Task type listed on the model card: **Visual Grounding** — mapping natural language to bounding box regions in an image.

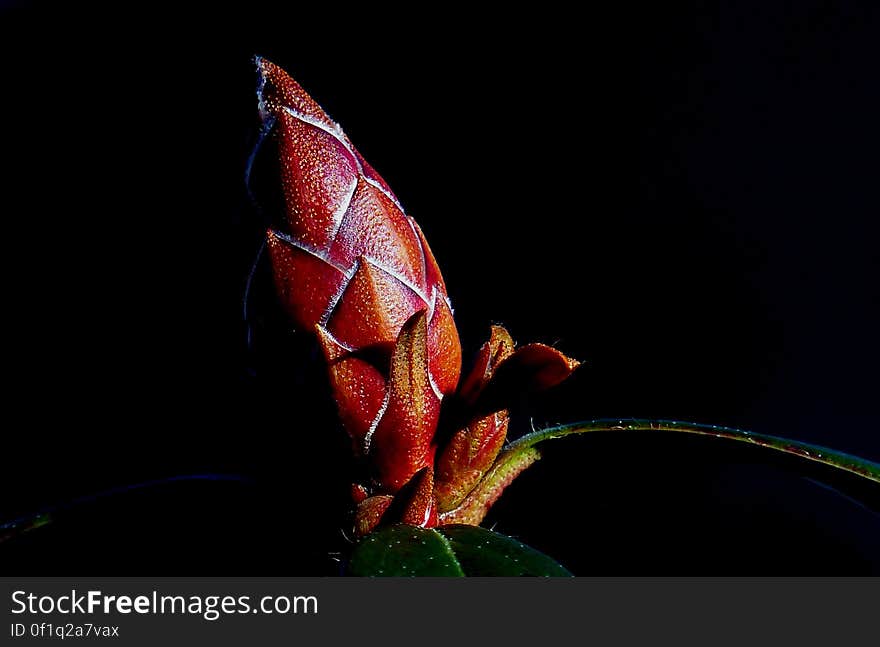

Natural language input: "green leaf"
[441,419,880,527]
[348,523,571,576]
[348,525,464,576]
[503,419,880,484]
[437,524,572,576]
[0,474,250,545]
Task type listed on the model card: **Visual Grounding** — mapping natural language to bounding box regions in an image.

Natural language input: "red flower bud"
[257,58,461,494]
[255,60,579,534]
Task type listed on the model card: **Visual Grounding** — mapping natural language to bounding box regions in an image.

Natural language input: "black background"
[1,3,878,574]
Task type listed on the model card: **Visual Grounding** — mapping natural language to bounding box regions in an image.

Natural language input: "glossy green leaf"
[348,523,571,576]
[437,524,572,576]
[348,524,464,576]
[459,418,880,518]
[501,419,880,484]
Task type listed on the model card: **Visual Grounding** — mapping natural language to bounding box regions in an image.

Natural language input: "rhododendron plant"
[250,59,879,576]
[2,51,877,579]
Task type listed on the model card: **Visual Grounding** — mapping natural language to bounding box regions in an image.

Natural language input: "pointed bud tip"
[315,324,347,363]
[254,57,334,131]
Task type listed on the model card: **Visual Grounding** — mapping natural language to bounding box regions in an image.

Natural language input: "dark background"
[1,3,878,573]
